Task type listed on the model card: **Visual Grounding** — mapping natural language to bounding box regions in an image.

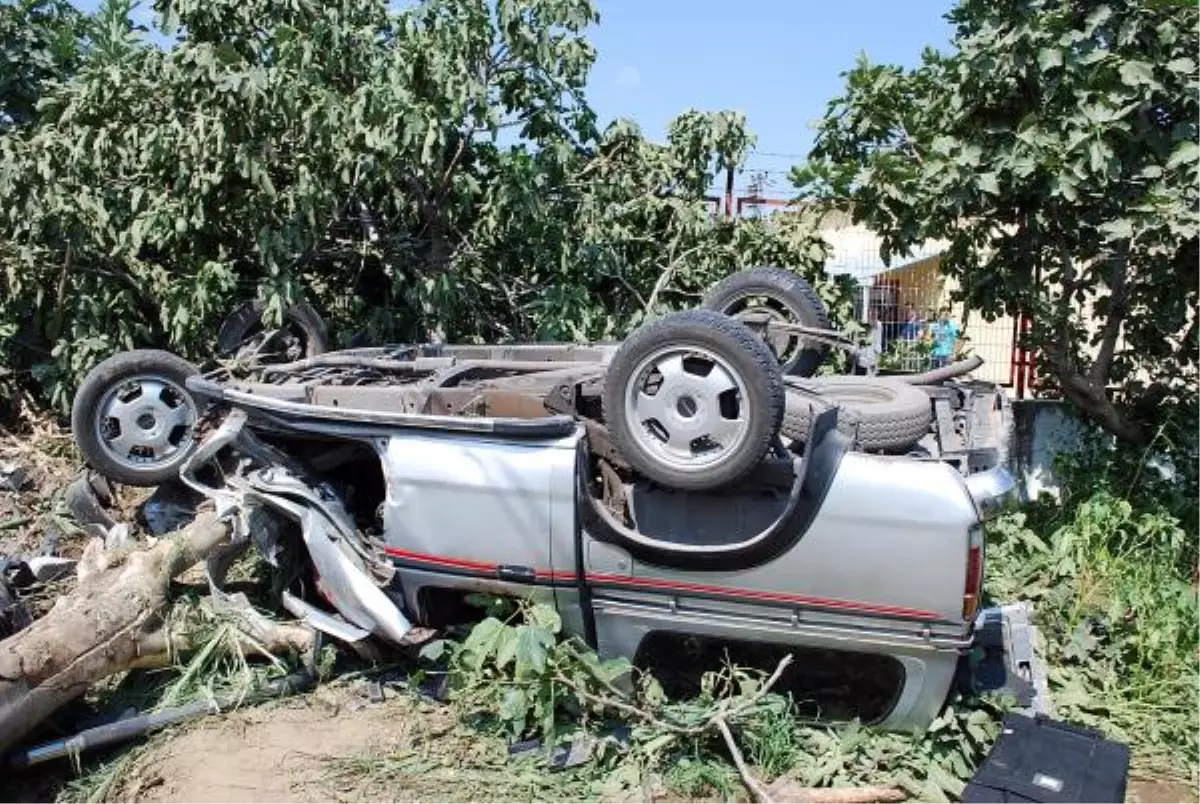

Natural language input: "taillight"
[963,524,985,620]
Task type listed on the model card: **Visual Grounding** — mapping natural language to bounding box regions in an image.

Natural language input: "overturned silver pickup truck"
[69,267,1044,730]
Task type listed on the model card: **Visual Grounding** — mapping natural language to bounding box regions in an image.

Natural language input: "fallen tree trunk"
[0,511,245,755]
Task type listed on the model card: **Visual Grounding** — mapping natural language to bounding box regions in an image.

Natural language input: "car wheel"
[702,266,831,376]
[603,309,784,491]
[70,350,201,487]
[217,300,329,364]
[782,376,932,452]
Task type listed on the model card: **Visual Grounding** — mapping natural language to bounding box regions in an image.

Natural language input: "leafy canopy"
[0,0,86,129]
[794,0,1199,443]
[0,0,844,410]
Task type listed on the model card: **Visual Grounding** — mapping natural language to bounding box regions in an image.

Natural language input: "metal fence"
[823,231,1017,387]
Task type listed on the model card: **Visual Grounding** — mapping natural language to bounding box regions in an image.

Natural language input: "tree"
[793,0,1198,443]
[0,0,86,129]
[0,0,845,410]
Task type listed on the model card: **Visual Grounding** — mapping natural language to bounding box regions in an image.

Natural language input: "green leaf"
[513,624,554,678]
[419,639,448,662]
[927,762,965,798]
[498,686,528,731]
[460,617,506,670]
[525,603,562,634]
[1098,218,1134,241]
[1166,141,1199,170]
[977,172,999,195]
[494,626,520,669]
[1118,60,1156,87]
[1037,48,1062,71]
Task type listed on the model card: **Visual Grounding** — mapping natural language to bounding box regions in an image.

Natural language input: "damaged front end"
[179,409,418,650]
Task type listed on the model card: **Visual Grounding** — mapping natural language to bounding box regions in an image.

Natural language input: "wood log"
[0,512,233,755]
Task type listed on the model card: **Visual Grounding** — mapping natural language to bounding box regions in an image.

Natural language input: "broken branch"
[0,511,235,755]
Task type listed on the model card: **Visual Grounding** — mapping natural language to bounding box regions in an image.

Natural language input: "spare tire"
[782,376,932,453]
[702,266,831,377]
[217,300,329,364]
[603,309,784,492]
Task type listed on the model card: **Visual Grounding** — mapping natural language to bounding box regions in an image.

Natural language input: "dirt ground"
[1,683,531,804]
[114,686,451,803]
[3,682,1194,804]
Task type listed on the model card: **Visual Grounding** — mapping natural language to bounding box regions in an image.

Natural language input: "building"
[818,211,1020,389]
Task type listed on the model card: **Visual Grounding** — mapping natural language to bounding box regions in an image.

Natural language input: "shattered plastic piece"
[140,482,201,536]
[64,472,118,531]
[281,590,371,644]
[27,556,76,583]
[0,462,31,492]
[970,602,1054,718]
[508,726,631,771]
[105,523,133,551]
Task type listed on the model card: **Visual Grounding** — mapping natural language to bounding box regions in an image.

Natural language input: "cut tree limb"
[0,511,240,755]
[765,779,906,803]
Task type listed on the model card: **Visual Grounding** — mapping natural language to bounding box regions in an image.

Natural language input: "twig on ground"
[715,715,774,803]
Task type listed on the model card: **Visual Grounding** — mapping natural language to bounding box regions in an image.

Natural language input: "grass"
[986,496,1199,784]
[318,710,606,802]
[57,745,147,804]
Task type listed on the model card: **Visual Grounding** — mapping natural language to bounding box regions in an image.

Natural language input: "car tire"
[781,376,932,452]
[217,300,329,364]
[702,266,831,377]
[71,350,202,487]
[603,309,785,491]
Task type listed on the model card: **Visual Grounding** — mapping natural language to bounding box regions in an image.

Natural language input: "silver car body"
[375,424,978,731]
[179,346,1020,733]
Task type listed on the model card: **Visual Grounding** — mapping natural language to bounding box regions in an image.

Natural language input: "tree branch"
[644,240,704,312]
[1043,340,1144,443]
[436,132,470,200]
[715,716,774,803]
[1089,242,1131,386]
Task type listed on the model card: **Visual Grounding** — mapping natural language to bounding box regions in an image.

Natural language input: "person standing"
[900,305,922,341]
[928,308,961,369]
[857,307,884,375]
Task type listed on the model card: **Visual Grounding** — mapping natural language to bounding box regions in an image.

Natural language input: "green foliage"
[0,0,87,129]
[1051,410,1199,534]
[425,600,1005,801]
[420,601,632,743]
[987,444,1199,780]
[0,0,843,412]
[878,336,933,372]
[795,0,1199,443]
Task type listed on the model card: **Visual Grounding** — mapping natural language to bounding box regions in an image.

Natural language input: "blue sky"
[586,1,955,196]
[74,0,955,195]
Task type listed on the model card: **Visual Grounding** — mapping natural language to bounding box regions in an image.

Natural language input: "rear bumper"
[966,601,1054,717]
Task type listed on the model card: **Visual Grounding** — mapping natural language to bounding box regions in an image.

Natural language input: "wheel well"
[633,632,906,725]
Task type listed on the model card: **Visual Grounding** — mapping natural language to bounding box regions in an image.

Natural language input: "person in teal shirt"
[928,308,960,369]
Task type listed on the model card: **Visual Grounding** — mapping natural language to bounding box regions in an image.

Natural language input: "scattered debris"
[0,462,31,493]
[5,668,317,770]
[25,555,76,584]
[0,510,314,755]
[104,522,134,551]
[64,472,118,532]
[139,482,201,536]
